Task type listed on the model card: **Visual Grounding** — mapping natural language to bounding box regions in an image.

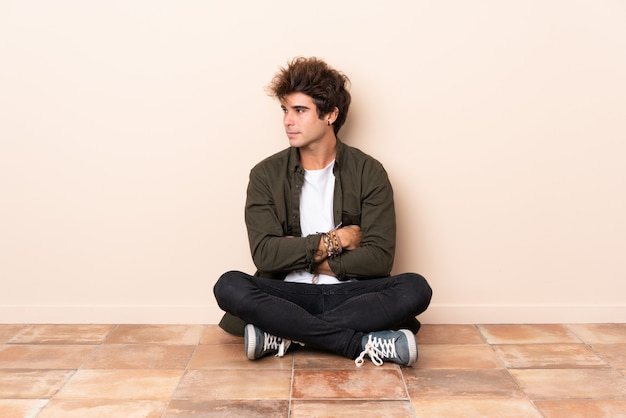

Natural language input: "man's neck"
[299,136,337,170]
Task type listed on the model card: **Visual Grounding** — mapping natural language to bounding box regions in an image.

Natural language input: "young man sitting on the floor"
[214,57,432,367]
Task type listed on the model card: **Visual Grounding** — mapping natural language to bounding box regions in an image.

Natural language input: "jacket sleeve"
[328,159,396,279]
[245,165,320,276]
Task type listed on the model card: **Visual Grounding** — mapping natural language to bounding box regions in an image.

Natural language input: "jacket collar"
[289,138,344,173]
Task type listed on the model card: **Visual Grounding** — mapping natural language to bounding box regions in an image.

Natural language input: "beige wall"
[1,1,625,324]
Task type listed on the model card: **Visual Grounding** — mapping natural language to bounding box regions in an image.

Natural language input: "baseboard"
[1,303,625,324]
[418,303,626,324]
[0,305,224,324]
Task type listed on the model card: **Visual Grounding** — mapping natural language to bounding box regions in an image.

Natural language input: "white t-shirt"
[284,160,342,285]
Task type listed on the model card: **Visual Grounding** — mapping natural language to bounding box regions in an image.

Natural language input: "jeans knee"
[213,270,248,308]
[399,272,432,311]
[414,273,433,301]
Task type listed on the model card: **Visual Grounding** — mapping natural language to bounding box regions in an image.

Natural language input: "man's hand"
[336,225,362,250]
[315,259,335,276]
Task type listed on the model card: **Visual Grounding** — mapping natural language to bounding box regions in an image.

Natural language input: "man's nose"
[284,112,294,126]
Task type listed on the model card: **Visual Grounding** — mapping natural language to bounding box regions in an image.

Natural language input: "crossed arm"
[312,225,362,276]
[246,158,396,280]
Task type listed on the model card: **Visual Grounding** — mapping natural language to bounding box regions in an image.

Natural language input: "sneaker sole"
[399,329,418,366]
[245,324,257,360]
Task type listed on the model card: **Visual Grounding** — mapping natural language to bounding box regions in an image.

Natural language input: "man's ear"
[327,107,339,125]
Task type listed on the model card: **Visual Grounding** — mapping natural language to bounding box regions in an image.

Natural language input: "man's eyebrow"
[282,104,311,110]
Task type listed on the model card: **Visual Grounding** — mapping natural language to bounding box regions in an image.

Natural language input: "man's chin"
[288,139,303,148]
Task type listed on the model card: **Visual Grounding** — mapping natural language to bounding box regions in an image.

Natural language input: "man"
[213,57,432,367]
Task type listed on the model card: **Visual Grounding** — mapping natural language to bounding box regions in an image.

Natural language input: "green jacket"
[219,139,396,335]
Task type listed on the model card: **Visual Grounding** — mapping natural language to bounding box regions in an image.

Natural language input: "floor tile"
[82,344,195,369]
[291,400,414,417]
[165,400,289,418]
[493,343,608,369]
[0,399,48,418]
[105,324,205,345]
[404,369,525,399]
[292,369,407,399]
[173,369,291,400]
[37,400,167,418]
[477,324,581,344]
[294,348,394,370]
[510,369,626,400]
[55,369,183,400]
[534,400,626,418]
[567,324,626,344]
[592,344,626,369]
[2,322,626,416]
[0,370,73,398]
[416,344,502,369]
[9,324,115,344]
[0,325,25,344]
[188,344,293,370]
[199,325,243,345]
[0,345,96,369]
[416,325,485,344]
[411,399,542,417]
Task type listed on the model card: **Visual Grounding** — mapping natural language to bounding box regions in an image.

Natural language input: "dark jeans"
[213,271,432,359]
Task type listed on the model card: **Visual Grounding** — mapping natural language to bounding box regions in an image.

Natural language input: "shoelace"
[355,334,398,367]
[263,333,292,357]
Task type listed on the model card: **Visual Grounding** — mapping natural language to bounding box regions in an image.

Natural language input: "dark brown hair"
[267,57,351,134]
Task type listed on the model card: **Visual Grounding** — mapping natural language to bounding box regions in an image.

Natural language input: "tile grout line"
[490,343,547,417]
[477,324,547,416]
[287,353,295,418]
[3,324,28,345]
[32,324,121,417]
[564,323,621,377]
[474,324,547,417]
[159,324,208,418]
[399,363,418,418]
[2,324,51,418]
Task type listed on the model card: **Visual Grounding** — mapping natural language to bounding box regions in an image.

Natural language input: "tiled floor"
[1,323,626,417]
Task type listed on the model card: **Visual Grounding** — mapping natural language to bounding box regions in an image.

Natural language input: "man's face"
[281,92,330,150]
